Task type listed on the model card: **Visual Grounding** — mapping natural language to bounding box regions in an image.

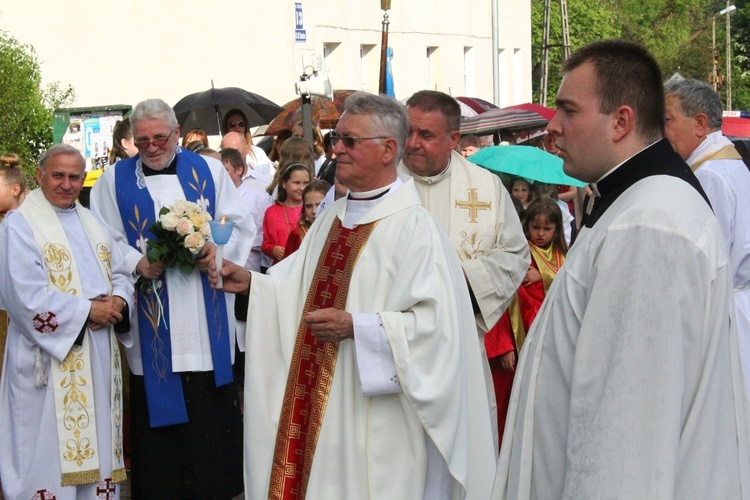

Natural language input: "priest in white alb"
[90,99,254,498]
[0,145,133,499]
[664,78,750,400]
[494,40,750,500]
[217,92,496,499]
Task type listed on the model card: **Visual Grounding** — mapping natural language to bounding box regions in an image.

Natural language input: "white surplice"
[244,179,496,499]
[688,131,750,399]
[90,155,255,374]
[0,205,133,500]
[494,175,750,499]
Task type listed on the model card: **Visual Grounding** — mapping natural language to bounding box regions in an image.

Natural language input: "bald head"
[220,132,249,156]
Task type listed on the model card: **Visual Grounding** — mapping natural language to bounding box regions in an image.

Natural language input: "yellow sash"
[690,144,742,172]
[17,189,125,486]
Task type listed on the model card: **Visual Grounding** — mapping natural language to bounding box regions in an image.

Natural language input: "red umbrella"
[455,96,498,115]
[505,103,557,122]
[263,90,357,136]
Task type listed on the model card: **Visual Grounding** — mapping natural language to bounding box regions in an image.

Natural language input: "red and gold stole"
[528,241,565,293]
[269,217,377,500]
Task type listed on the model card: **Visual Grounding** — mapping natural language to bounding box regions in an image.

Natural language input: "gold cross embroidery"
[455,188,492,223]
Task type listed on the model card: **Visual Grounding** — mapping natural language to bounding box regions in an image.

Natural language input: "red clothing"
[283,225,308,259]
[484,249,554,448]
[262,203,302,264]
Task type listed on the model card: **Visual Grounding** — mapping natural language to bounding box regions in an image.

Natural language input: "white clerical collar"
[54,202,77,214]
[410,155,452,184]
[592,140,661,188]
[343,178,403,229]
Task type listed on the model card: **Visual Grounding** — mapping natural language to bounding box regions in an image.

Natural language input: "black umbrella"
[173,86,283,136]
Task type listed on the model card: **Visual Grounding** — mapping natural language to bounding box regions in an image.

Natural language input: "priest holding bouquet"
[91,98,255,498]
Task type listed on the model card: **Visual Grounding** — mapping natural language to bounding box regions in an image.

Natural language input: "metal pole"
[379,1,391,95]
[712,16,718,92]
[492,0,500,106]
[727,0,732,110]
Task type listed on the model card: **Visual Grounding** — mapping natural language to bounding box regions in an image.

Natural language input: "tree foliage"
[532,0,750,109]
[0,30,74,184]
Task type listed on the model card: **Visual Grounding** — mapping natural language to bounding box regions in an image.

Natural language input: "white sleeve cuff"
[352,313,402,396]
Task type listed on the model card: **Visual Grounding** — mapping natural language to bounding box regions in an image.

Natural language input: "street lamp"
[712,4,737,108]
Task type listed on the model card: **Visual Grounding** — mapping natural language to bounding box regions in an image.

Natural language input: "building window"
[464,46,476,96]
[323,42,342,86]
[360,44,377,92]
[427,46,438,90]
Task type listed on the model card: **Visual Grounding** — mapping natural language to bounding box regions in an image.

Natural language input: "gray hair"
[130,98,178,131]
[343,92,409,164]
[39,144,85,171]
[664,79,723,130]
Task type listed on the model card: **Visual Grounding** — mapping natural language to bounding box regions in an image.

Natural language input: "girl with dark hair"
[261,162,310,265]
[109,118,138,165]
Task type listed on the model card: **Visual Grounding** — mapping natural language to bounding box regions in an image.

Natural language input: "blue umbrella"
[467,145,587,187]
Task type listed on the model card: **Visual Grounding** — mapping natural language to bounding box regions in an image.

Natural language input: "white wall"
[0,0,531,110]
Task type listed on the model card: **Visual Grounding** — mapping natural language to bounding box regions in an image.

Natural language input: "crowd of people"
[1,38,750,499]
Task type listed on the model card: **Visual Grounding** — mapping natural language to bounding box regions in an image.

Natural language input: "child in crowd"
[0,154,26,215]
[520,197,568,323]
[486,196,567,449]
[510,177,535,209]
[533,182,575,245]
[0,153,27,386]
[262,163,310,265]
[284,180,330,258]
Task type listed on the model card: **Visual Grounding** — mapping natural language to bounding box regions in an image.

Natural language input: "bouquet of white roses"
[146,200,212,274]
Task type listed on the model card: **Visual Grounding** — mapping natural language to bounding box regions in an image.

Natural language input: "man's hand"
[212,259,251,294]
[499,350,516,371]
[272,246,285,261]
[523,266,542,287]
[136,256,165,280]
[305,308,353,343]
[89,297,124,330]
[196,241,216,273]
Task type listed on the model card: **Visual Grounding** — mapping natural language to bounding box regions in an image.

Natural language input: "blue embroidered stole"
[115,149,233,427]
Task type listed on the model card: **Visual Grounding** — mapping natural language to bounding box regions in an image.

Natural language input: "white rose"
[189,212,208,227]
[185,202,201,218]
[184,232,206,255]
[175,217,194,237]
[200,221,211,237]
[160,212,180,231]
[171,200,189,216]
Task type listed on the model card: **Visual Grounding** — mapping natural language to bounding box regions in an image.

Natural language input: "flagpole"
[378,0,392,95]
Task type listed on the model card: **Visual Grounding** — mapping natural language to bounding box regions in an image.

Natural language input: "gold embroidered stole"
[528,242,565,293]
[17,189,125,486]
[690,144,742,172]
[268,218,377,500]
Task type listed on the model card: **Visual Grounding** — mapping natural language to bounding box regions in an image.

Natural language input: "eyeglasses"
[330,132,389,148]
[134,130,174,150]
[228,120,246,128]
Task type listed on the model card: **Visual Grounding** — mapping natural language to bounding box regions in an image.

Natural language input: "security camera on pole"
[295,69,332,147]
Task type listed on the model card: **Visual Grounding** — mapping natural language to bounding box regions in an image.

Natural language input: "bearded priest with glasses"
[90,98,255,498]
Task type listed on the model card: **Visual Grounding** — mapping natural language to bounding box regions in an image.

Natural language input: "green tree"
[531,0,622,105]
[0,30,74,184]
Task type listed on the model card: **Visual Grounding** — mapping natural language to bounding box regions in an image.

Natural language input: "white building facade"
[0,0,531,112]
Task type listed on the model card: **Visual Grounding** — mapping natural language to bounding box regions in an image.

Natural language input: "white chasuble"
[244,179,496,499]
